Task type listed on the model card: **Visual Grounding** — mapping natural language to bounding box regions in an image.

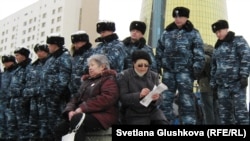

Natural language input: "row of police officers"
[0,6,250,141]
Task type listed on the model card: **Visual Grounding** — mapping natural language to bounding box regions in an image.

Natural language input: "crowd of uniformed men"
[0,6,250,141]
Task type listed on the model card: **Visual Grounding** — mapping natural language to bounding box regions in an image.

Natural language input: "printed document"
[140,83,168,107]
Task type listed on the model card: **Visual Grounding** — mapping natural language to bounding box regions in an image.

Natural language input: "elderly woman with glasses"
[55,54,119,141]
[117,50,169,125]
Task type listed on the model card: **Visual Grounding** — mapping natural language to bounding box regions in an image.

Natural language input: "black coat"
[117,68,167,124]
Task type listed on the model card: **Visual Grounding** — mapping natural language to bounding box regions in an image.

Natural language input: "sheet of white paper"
[140,83,168,107]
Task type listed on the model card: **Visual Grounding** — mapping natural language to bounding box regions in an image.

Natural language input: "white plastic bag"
[62,131,76,141]
[61,113,85,141]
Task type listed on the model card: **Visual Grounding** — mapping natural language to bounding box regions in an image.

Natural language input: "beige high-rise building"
[140,0,228,46]
[0,0,99,60]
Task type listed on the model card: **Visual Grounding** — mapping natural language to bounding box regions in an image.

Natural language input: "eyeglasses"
[137,64,149,68]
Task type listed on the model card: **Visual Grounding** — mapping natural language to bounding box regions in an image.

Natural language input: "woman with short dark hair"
[117,50,168,125]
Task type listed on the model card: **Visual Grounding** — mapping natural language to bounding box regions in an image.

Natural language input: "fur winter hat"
[71,31,89,43]
[130,21,146,34]
[96,21,116,33]
[2,55,16,63]
[211,20,229,33]
[172,6,190,18]
[34,44,49,53]
[46,33,64,47]
[14,47,30,58]
[132,50,152,64]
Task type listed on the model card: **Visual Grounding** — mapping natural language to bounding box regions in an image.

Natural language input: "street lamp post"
[149,0,166,48]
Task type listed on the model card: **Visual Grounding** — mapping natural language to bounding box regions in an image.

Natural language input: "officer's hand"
[193,72,200,80]
[240,78,248,88]
[21,98,30,108]
[23,88,33,98]
[212,87,218,100]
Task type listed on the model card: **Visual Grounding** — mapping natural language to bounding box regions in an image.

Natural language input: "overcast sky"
[227,0,250,44]
[99,0,142,39]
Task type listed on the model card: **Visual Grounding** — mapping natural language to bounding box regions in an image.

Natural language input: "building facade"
[0,0,99,61]
[140,0,228,47]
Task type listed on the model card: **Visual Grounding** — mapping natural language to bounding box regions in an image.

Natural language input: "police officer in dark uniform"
[6,47,32,140]
[156,7,205,125]
[93,20,127,73]
[68,31,93,97]
[122,21,157,72]
[0,55,18,140]
[40,33,72,140]
[22,44,50,140]
[210,20,250,125]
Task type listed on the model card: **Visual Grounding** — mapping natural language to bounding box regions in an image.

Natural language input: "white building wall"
[62,0,82,48]
[0,0,97,64]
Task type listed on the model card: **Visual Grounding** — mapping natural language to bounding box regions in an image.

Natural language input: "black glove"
[21,98,30,108]
[193,72,200,80]
[212,86,218,100]
[240,78,248,88]
[23,88,34,98]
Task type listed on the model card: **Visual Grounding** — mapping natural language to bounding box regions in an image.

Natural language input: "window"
[58,7,62,13]
[28,28,32,33]
[23,21,27,26]
[41,31,45,37]
[29,19,33,24]
[23,30,26,35]
[51,19,54,24]
[42,22,46,28]
[56,26,60,32]
[42,13,47,18]
[52,9,56,14]
[57,16,61,22]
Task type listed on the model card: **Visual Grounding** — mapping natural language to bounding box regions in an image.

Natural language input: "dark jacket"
[93,33,127,73]
[210,31,250,88]
[198,44,213,92]
[117,68,167,123]
[156,20,205,74]
[63,69,119,129]
[0,64,18,99]
[69,43,93,95]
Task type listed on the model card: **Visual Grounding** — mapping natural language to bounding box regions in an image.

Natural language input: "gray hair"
[87,54,110,69]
